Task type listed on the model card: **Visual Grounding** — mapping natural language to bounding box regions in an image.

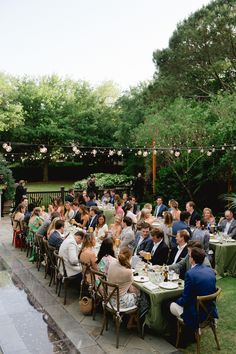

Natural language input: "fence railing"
[26,186,132,207]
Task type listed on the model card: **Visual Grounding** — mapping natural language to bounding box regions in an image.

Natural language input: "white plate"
[133,275,149,283]
[159,282,179,290]
[210,239,221,243]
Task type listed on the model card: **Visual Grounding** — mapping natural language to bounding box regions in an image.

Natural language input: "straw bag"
[79,296,92,315]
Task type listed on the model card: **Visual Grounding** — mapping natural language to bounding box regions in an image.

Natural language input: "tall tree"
[152,0,236,99]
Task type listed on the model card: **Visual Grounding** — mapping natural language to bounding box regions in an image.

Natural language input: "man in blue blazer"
[170,247,218,329]
[154,196,168,218]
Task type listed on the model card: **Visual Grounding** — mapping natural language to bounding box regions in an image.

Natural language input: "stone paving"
[0,217,181,354]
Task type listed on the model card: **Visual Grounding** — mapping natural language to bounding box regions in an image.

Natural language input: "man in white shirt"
[218,210,236,239]
[167,229,190,265]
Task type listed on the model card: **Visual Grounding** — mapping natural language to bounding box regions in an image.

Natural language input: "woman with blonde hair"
[107,247,139,327]
[160,211,173,248]
[139,208,155,225]
[168,199,181,221]
[12,203,26,247]
[109,215,122,240]
[47,217,61,238]
[203,207,215,229]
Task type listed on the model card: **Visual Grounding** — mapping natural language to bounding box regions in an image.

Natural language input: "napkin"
[143,282,159,291]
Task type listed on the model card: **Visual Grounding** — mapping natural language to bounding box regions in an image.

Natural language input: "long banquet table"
[209,240,236,277]
[133,280,183,334]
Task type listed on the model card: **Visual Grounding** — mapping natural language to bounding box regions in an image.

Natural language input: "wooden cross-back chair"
[176,287,222,354]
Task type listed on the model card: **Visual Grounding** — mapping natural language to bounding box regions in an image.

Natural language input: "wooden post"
[152,141,156,195]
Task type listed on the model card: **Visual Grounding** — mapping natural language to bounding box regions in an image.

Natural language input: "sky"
[0,0,212,90]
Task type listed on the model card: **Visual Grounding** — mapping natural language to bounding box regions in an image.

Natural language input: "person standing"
[14,180,27,211]
[186,201,200,227]
[133,173,145,202]
[154,196,168,218]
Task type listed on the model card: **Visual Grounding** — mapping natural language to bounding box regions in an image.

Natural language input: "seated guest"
[186,201,200,226]
[108,247,139,327]
[96,238,116,275]
[160,211,173,248]
[109,216,122,240]
[12,203,26,247]
[64,201,74,222]
[125,202,137,224]
[87,206,99,230]
[172,211,191,248]
[192,219,210,253]
[13,203,26,231]
[74,230,85,246]
[77,205,90,229]
[133,222,152,256]
[58,231,82,281]
[129,196,138,215]
[122,193,129,212]
[79,233,97,270]
[203,207,215,229]
[37,211,60,237]
[167,230,189,265]
[48,219,65,249]
[72,202,81,224]
[52,197,64,218]
[24,203,36,225]
[86,193,97,207]
[170,247,218,329]
[109,189,116,205]
[94,214,109,241]
[47,216,61,238]
[65,188,75,203]
[150,228,169,266]
[169,240,211,279]
[115,199,125,219]
[154,196,168,218]
[28,207,45,240]
[120,216,135,250]
[139,208,155,225]
[101,190,110,205]
[168,199,181,221]
[218,209,236,239]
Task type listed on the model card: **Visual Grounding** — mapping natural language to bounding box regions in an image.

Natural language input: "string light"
[174,150,181,157]
[143,151,148,157]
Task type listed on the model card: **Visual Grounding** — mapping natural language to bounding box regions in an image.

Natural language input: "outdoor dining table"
[209,240,236,277]
[133,280,183,334]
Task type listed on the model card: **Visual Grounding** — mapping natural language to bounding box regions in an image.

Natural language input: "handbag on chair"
[79,296,93,315]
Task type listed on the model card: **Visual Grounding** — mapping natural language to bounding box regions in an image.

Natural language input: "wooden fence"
[26,186,132,207]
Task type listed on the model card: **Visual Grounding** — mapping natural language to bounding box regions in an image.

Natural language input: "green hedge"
[74,173,133,190]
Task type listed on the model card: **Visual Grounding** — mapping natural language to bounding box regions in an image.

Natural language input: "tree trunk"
[43,158,49,182]
[227,167,233,193]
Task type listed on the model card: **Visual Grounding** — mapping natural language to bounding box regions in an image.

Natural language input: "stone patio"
[0,217,181,354]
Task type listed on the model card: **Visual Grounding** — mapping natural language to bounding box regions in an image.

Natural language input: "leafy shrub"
[0,156,15,200]
[74,173,133,190]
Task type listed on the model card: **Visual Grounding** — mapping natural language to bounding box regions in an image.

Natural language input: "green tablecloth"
[210,241,236,277]
[134,281,183,334]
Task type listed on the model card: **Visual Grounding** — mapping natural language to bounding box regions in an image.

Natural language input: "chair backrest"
[90,267,106,297]
[35,233,44,248]
[99,277,120,312]
[196,288,221,319]
[43,238,56,265]
[53,250,67,278]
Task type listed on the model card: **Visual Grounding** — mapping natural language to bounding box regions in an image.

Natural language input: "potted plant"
[0,156,15,215]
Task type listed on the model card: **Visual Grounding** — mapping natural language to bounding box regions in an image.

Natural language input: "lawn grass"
[26,181,75,192]
[182,276,236,354]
